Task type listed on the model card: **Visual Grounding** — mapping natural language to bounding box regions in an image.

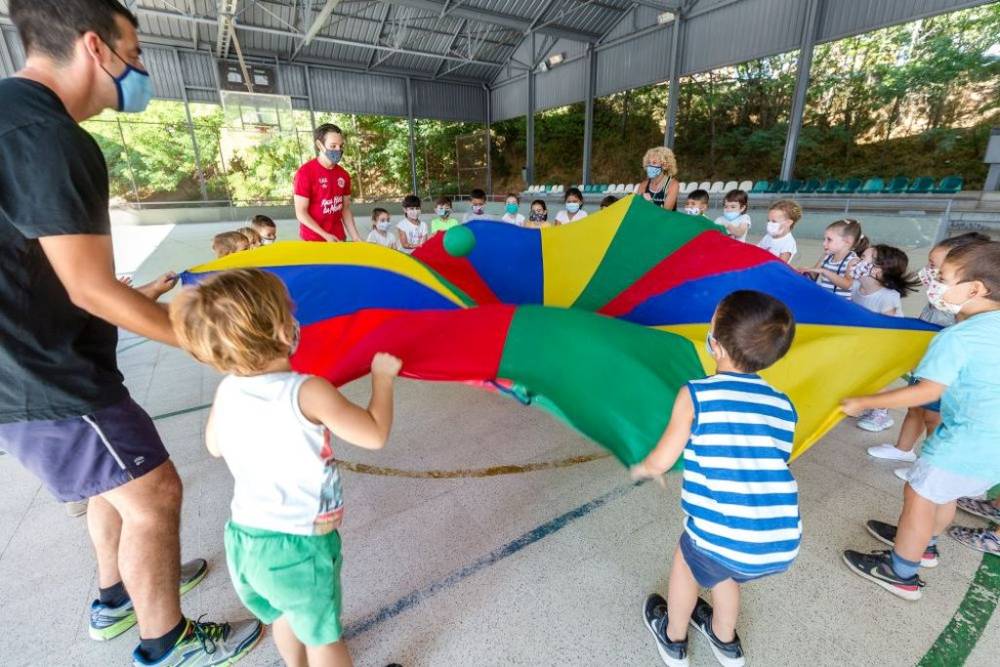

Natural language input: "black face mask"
[529,212,547,222]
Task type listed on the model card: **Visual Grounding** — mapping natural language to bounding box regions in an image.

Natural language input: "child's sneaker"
[957,497,1000,522]
[689,597,745,667]
[842,549,925,600]
[90,559,209,640]
[894,466,911,481]
[131,617,263,666]
[857,409,894,433]
[643,594,689,667]
[864,520,939,567]
[866,444,916,462]
[947,526,1000,556]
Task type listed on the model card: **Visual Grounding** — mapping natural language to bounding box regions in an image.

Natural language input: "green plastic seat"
[780,179,802,193]
[750,180,769,193]
[799,178,821,193]
[816,178,840,194]
[883,176,909,194]
[860,177,884,194]
[932,175,963,194]
[907,176,934,194]
[765,179,785,194]
[837,178,862,194]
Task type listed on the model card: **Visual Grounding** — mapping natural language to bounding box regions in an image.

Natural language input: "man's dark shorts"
[0,397,169,501]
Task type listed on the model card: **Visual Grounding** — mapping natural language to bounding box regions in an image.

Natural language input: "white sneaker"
[894,467,912,481]
[867,444,917,462]
[858,409,895,433]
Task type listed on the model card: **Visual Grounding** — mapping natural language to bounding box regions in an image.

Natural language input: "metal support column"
[582,44,596,185]
[171,49,208,201]
[663,13,682,149]
[0,27,15,75]
[780,0,822,181]
[525,35,536,188]
[483,84,493,196]
[406,77,419,195]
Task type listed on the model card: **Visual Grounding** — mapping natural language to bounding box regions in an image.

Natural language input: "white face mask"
[926,279,974,315]
[683,206,701,216]
[766,221,784,236]
[376,219,390,232]
[917,265,938,287]
[260,237,275,245]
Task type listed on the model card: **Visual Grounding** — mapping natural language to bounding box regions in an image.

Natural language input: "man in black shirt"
[0,2,261,665]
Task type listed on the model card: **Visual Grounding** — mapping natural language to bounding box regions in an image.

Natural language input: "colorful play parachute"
[182,195,938,465]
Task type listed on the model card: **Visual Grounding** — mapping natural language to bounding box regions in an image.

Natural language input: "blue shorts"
[679,532,765,588]
[907,375,940,413]
[0,396,169,501]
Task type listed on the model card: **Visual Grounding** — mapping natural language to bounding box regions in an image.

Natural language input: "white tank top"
[213,372,344,536]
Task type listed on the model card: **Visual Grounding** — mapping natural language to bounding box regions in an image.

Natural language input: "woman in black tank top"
[637,146,680,211]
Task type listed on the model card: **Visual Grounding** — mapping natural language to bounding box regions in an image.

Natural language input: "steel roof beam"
[386,0,602,42]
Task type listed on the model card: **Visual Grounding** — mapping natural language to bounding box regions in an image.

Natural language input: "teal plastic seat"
[932,175,963,194]
[837,178,862,194]
[816,178,840,194]
[780,179,802,193]
[907,177,934,194]
[860,177,884,194]
[765,180,785,194]
[750,180,769,193]
[799,178,821,194]
[883,176,909,194]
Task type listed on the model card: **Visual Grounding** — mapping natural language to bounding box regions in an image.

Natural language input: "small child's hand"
[371,353,402,378]
[630,462,668,487]
[841,397,866,417]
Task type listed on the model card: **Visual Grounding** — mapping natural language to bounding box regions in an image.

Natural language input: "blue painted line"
[342,479,644,640]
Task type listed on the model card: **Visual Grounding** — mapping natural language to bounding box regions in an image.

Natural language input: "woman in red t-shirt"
[293,123,362,242]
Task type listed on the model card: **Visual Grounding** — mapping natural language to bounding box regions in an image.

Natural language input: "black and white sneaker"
[865,520,939,567]
[842,549,925,601]
[643,594,689,667]
[689,597,745,667]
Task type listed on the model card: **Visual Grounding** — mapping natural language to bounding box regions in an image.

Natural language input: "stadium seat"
[697,181,711,192]
[883,176,909,194]
[816,178,840,194]
[625,183,635,194]
[799,178,821,194]
[907,177,935,194]
[859,177,884,194]
[932,175,963,194]
[709,181,725,194]
[615,183,626,193]
[680,181,697,194]
[780,179,802,193]
[738,180,753,192]
[765,180,785,194]
[750,180,769,194]
[722,181,738,193]
[837,178,862,194]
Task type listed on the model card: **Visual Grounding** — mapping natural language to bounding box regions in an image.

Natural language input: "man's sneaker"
[689,597,745,667]
[857,409,894,433]
[867,444,917,462]
[957,497,1000,522]
[132,617,263,666]
[842,549,925,601]
[643,594,689,667]
[90,558,209,641]
[948,526,1000,556]
[865,520,939,567]
[894,467,912,481]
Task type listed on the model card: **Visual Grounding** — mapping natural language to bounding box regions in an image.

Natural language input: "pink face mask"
[926,279,971,315]
[917,265,938,287]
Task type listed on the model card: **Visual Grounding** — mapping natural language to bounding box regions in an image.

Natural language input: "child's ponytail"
[872,245,921,297]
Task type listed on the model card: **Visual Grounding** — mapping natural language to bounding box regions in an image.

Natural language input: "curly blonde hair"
[169,269,297,376]
[641,146,677,177]
[769,199,803,225]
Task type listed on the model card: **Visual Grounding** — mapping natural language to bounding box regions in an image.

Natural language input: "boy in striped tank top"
[633,291,800,667]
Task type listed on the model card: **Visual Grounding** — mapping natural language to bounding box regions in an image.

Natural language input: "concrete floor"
[1,218,997,666]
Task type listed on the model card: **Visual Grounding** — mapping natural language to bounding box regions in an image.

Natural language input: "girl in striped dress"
[800,218,868,300]
[633,290,800,667]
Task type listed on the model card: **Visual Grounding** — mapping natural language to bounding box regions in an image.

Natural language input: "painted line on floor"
[117,338,151,353]
[340,453,611,478]
[151,404,212,421]
[342,479,643,640]
[918,526,1000,666]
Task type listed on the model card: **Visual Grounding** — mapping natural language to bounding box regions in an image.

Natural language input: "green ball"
[443,224,476,257]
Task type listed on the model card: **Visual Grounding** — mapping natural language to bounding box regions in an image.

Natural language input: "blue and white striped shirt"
[815,251,857,299]
[682,373,801,577]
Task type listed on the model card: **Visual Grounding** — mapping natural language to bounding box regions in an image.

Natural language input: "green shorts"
[224,521,343,646]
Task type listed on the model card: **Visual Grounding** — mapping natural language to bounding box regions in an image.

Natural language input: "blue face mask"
[723,211,742,221]
[101,40,152,113]
[566,202,581,214]
[646,165,663,179]
[323,149,342,165]
[505,203,519,215]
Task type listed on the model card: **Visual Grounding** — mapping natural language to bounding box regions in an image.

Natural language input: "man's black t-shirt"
[0,78,126,423]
